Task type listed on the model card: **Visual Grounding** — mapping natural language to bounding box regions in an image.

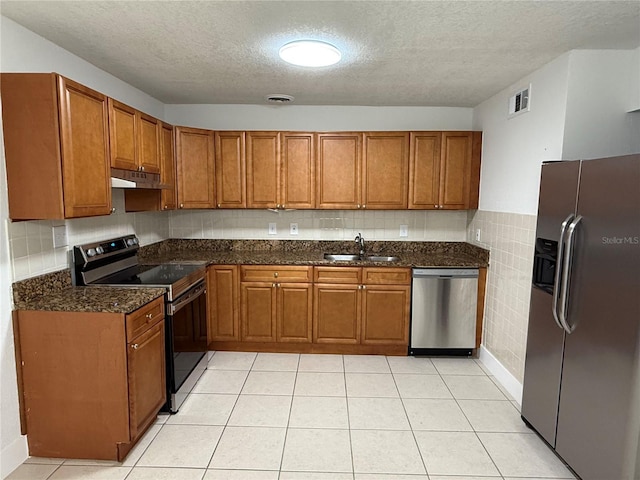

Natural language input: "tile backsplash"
[8,190,169,281]
[169,209,468,242]
[467,210,537,382]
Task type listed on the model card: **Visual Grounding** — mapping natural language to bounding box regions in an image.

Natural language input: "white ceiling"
[2,1,639,107]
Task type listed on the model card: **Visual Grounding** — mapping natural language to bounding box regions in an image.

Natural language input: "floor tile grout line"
[276,353,300,479]
[204,351,258,470]
[342,355,356,480]
[43,462,64,480]
[439,360,506,478]
[388,355,430,477]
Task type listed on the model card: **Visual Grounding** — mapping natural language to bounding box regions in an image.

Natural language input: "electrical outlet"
[290,223,298,235]
[268,223,277,235]
[399,225,409,237]
[475,229,481,242]
[52,224,68,248]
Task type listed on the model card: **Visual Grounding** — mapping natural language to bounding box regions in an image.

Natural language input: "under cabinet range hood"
[110,168,167,189]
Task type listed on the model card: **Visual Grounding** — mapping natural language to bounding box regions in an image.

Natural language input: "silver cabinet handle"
[131,343,139,350]
[553,214,574,331]
[559,215,582,333]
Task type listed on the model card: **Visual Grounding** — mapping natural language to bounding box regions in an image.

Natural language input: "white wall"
[0,16,164,118]
[165,104,473,131]
[0,16,168,477]
[562,50,640,160]
[472,52,571,215]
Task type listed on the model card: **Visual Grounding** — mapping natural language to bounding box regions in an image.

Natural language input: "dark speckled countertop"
[139,239,489,269]
[13,240,488,313]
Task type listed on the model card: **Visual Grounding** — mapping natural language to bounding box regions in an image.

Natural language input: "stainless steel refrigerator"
[521,154,640,480]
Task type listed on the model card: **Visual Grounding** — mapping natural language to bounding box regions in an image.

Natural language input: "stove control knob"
[96,246,105,255]
[86,248,97,257]
[126,238,134,246]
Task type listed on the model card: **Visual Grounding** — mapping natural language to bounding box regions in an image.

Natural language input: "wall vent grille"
[508,85,531,118]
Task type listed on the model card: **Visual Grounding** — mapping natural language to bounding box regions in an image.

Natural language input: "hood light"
[279,40,341,67]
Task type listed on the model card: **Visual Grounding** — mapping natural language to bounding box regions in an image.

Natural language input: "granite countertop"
[13,240,489,313]
[15,286,166,314]
[139,239,490,269]
[141,249,486,268]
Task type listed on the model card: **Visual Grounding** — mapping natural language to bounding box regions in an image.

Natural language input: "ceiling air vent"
[508,84,531,118]
[266,94,294,104]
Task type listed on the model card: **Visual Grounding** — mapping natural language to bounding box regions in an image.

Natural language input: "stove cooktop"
[92,263,206,301]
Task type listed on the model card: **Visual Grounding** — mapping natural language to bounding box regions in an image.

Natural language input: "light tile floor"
[8,353,576,480]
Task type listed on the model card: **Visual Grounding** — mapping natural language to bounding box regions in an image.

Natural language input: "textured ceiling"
[2,1,639,107]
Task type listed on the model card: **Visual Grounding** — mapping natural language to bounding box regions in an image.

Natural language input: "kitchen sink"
[323,253,400,262]
[365,255,400,262]
[324,253,361,262]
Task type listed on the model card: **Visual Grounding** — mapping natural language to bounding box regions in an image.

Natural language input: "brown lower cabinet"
[208,264,410,355]
[14,297,166,461]
[314,267,411,346]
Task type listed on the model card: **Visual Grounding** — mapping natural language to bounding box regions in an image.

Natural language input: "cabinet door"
[408,132,441,209]
[160,122,177,210]
[440,132,472,209]
[128,321,166,440]
[277,283,312,343]
[247,131,280,208]
[207,266,239,342]
[108,99,137,172]
[138,112,161,174]
[175,127,215,209]
[241,282,276,342]
[281,133,315,209]
[316,133,361,209]
[361,285,410,345]
[216,131,246,208]
[313,284,360,344]
[58,76,112,217]
[363,132,409,209]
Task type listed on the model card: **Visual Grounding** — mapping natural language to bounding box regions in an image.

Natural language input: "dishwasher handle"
[412,268,479,279]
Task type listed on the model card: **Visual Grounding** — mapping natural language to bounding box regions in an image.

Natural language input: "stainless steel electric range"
[73,234,207,413]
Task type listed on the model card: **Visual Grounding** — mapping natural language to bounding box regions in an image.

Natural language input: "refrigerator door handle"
[559,215,583,333]
[553,214,574,330]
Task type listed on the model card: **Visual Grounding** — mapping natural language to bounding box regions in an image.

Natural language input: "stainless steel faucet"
[355,232,365,258]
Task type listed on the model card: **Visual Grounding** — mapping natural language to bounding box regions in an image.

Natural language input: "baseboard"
[478,345,523,406]
[1,435,27,478]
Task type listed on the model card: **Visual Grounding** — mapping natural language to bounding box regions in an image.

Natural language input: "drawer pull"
[131,343,139,350]
[145,313,153,319]
[274,272,278,278]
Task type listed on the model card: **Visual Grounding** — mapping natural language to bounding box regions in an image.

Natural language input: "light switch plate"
[268,223,277,235]
[290,223,298,235]
[475,229,481,242]
[399,225,409,237]
[52,224,68,248]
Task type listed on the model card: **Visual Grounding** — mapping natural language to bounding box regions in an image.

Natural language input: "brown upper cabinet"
[215,131,246,208]
[316,132,409,210]
[108,99,161,174]
[1,73,112,220]
[159,122,177,210]
[246,132,316,209]
[281,132,316,209]
[316,133,362,209]
[362,132,410,209]
[123,121,177,212]
[246,131,280,208]
[409,131,482,210]
[175,127,216,209]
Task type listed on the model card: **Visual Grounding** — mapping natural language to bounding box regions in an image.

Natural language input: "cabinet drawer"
[363,267,411,285]
[126,297,164,341]
[240,265,312,283]
[314,267,362,284]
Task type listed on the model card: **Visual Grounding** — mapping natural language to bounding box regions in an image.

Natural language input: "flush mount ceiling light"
[279,40,341,67]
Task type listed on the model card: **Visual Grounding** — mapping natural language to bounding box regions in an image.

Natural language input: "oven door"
[164,280,207,413]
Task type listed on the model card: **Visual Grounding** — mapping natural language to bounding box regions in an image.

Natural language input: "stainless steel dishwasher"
[410,268,479,355]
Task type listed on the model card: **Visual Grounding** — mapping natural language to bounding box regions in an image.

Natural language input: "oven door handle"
[169,281,206,315]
